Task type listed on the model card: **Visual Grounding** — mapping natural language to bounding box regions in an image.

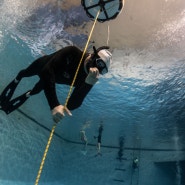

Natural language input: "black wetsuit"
[15,46,92,110]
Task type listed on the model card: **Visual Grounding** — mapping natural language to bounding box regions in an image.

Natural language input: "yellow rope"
[34,10,100,185]
[35,123,56,185]
[64,10,100,108]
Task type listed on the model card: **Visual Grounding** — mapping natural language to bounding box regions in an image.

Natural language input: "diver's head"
[84,46,112,75]
[96,49,112,74]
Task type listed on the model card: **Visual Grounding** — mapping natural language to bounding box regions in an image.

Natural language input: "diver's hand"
[52,105,72,123]
[85,67,99,85]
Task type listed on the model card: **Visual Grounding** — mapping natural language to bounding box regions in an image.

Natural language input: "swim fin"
[0,79,19,107]
[1,91,30,114]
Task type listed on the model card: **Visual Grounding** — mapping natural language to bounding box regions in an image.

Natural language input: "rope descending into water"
[34,10,100,185]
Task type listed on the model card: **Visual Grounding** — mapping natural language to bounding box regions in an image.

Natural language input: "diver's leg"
[0,59,42,106]
[15,58,43,81]
[0,68,34,107]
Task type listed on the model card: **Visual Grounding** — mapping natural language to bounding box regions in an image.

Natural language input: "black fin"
[2,91,30,114]
[0,80,19,106]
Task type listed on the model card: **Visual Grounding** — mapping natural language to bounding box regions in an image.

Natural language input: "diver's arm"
[41,64,71,123]
[41,65,60,110]
[67,83,93,110]
[67,67,99,110]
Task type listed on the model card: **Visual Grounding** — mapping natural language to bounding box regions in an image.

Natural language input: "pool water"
[0,0,185,185]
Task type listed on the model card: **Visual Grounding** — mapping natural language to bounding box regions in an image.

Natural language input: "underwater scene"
[0,0,185,185]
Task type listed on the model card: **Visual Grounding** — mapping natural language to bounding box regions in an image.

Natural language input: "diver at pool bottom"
[94,123,104,156]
